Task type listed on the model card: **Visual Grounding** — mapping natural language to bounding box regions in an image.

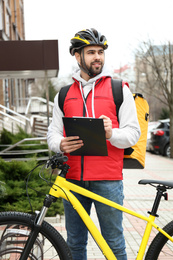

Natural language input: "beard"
[81,58,104,77]
[88,61,104,76]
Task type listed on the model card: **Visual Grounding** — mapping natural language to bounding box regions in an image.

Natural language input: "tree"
[43,80,57,102]
[135,40,173,158]
[159,108,170,120]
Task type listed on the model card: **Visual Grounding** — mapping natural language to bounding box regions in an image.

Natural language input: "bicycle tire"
[145,220,173,259]
[0,211,72,260]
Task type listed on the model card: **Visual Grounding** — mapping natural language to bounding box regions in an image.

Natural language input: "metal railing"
[0,104,30,126]
[25,97,54,115]
[0,137,50,161]
[0,96,54,134]
[0,137,47,154]
[0,98,53,159]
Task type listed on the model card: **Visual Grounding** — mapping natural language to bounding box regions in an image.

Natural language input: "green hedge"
[0,159,64,216]
[0,128,49,157]
[0,127,32,145]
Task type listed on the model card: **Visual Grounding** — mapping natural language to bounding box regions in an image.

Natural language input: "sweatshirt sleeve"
[108,85,141,149]
[47,93,64,153]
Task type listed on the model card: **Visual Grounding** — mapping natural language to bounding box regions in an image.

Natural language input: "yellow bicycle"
[0,153,173,259]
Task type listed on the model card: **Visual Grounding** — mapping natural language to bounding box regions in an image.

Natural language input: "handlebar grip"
[55,153,68,163]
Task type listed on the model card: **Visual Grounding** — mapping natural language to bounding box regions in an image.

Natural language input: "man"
[47,28,141,260]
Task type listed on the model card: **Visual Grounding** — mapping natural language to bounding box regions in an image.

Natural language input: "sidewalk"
[46,152,173,259]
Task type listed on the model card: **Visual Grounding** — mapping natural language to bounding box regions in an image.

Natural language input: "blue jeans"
[63,180,127,260]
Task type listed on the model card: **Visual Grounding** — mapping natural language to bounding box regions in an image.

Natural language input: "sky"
[24,0,173,77]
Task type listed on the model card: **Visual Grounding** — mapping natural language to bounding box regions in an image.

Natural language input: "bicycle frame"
[49,176,173,260]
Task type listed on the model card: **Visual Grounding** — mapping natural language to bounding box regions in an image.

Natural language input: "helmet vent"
[100,35,105,42]
[92,28,98,39]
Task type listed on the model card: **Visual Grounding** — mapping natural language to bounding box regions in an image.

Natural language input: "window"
[5,79,9,109]
[0,1,4,30]
[10,79,15,106]
[18,79,22,106]
[19,2,24,38]
[5,10,11,37]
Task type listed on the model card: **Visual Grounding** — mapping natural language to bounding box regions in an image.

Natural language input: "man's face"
[83,46,105,76]
[75,45,105,79]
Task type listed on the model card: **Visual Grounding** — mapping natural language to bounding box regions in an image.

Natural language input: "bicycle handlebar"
[46,153,70,177]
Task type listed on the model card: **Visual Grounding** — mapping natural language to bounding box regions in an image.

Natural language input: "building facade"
[0,0,25,41]
[0,0,28,112]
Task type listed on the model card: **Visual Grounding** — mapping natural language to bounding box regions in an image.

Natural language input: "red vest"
[63,76,124,181]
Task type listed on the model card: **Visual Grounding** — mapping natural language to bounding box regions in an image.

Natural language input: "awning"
[0,40,59,79]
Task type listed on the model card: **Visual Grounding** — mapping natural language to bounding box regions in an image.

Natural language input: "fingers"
[60,136,84,153]
[99,115,112,139]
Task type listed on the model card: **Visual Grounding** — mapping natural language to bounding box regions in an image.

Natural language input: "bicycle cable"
[25,154,73,214]
[25,161,54,213]
[25,163,42,213]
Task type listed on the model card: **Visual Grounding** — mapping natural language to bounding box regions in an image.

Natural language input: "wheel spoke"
[0,212,72,260]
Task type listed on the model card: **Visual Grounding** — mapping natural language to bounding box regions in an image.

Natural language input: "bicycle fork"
[19,195,57,260]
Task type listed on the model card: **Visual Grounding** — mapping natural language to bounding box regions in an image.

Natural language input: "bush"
[0,128,14,144]
[0,159,64,216]
[0,127,32,145]
[0,181,6,198]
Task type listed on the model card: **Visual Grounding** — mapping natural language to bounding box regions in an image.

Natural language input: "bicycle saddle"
[139,179,173,189]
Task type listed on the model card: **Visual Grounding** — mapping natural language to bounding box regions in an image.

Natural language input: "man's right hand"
[60,136,84,153]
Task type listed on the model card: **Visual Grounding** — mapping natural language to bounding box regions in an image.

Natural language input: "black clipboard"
[63,117,108,156]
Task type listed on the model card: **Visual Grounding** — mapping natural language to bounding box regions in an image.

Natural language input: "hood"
[72,64,112,87]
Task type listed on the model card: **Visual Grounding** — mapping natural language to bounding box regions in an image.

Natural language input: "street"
[123,152,173,259]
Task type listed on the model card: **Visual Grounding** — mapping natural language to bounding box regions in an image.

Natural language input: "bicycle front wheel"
[145,220,173,259]
[0,211,72,260]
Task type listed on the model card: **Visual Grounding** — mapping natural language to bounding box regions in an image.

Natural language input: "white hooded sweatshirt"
[47,67,141,153]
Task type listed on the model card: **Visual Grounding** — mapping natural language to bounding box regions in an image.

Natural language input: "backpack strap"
[111,78,123,122]
[58,84,72,114]
[111,79,133,156]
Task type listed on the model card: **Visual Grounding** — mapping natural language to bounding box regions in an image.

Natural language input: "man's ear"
[75,52,81,64]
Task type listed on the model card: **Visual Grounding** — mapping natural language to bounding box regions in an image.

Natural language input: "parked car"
[149,119,170,157]
[146,121,160,151]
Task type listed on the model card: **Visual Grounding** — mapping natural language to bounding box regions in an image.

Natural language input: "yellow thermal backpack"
[111,79,149,169]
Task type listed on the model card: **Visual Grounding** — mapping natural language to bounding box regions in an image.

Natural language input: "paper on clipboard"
[63,117,108,156]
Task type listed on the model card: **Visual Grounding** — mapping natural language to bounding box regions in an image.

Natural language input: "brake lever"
[46,153,68,169]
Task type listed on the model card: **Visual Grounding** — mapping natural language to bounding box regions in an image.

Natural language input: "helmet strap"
[79,48,95,78]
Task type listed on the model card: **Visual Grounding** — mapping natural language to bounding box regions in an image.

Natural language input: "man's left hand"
[99,115,112,139]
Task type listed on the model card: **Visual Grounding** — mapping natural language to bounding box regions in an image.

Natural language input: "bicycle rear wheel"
[145,220,173,259]
[0,211,72,260]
